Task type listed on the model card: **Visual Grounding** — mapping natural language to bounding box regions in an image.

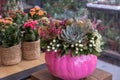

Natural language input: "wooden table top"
[0,53,45,78]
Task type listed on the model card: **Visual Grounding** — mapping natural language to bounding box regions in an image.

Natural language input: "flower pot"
[45,51,97,80]
[0,44,22,66]
[108,39,119,51]
[22,39,40,60]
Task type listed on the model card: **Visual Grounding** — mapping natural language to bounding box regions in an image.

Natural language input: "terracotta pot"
[0,44,22,66]
[45,51,97,80]
[22,39,40,60]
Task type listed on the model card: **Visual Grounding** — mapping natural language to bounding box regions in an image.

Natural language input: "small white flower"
[53,39,56,43]
[75,51,78,54]
[71,44,74,47]
[56,44,60,47]
[93,44,96,47]
[78,40,81,43]
[80,49,83,51]
[47,49,50,52]
[76,48,79,51]
[47,46,51,49]
[52,47,55,50]
[50,42,53,45]
[90,40,94,43]
[91,37,94,40]
[75,43,78,46]
[79,44,83,47]
[89,44,93,47]
[54,50,57,52]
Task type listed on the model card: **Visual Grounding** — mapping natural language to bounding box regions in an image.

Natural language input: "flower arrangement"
[29,6,47,20]
[0,17,21,48]
[23,19,39,42]
[39,18,103,56]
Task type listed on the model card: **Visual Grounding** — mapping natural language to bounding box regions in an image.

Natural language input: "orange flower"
[5,17,13,21]
[4,20,13,24]
[38,10,44,16]
[30,8,36,17]
[0,18,3,23]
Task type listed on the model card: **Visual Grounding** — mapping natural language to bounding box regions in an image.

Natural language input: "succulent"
[60,24,85,43]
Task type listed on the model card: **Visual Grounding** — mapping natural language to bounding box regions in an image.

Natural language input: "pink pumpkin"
[45,51,97,80]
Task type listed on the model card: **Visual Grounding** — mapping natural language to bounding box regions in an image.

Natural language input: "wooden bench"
[31,68,112,80]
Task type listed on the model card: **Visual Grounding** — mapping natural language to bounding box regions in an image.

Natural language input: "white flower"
[53,39,56,43]
[80,49,83,51]
[92,31,102,52]
[75,43,78,46]
[50,42,53,45]
[89,44,93,47]
[52,47,55,50]
[75,51,78,54]
[79,44,83,47]
[93,44,96,47]
[90,40,94,43]
[47,49,50,52]
[54,50,57,52]
[56,44,60,47]
[76,48,79,51]
[71,44,74,47]
[78,40,81,43]
[47,46,51,49]
[91,37,94,40]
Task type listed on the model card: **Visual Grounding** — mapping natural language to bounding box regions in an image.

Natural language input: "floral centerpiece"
[22,19,40,60]
[0,17,22,65]
[39,18,103,80]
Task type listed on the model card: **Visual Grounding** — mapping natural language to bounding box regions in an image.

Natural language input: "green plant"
[0,19,21,48]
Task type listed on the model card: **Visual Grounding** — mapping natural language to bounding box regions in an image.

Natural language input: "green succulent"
[60,24,85,43]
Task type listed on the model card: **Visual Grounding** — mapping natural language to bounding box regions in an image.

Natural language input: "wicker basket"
[1,44,22,66]
[22,39,40,60]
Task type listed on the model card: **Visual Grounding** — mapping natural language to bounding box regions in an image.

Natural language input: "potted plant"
[40,19,103,80]
[22,19,40,60]
[0,17,22,66]
[104,27,119,51]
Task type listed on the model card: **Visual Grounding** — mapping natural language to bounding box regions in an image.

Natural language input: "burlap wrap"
[0,44,22,66]
[22,39,40,60]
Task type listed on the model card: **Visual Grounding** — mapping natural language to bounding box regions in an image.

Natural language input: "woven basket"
[1,44,22,66]
[22,39,40,60]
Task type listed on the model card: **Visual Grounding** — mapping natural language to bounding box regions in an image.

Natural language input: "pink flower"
[24,20,38,29]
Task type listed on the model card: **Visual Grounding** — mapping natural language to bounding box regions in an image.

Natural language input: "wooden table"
[0,53,45,80]
[31,68,112,80]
